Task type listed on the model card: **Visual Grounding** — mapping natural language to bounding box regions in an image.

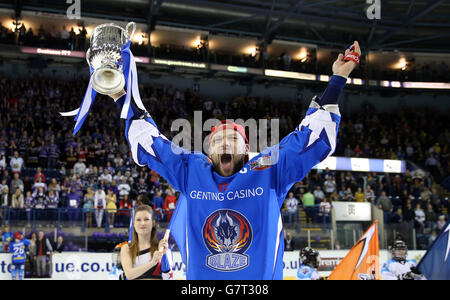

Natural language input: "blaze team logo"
[202,209,253,272]
[249,155,272,170]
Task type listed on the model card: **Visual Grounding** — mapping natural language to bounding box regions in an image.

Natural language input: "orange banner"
[329,221,379,280]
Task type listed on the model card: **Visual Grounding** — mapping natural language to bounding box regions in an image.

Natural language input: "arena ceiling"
[2,0,450,53]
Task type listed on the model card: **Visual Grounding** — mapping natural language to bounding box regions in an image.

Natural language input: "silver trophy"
[86,22,136,95]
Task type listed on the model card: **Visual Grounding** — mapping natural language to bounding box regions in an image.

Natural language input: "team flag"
[329,220,380,280]
[417,219,450,280]
[168,194,188,266]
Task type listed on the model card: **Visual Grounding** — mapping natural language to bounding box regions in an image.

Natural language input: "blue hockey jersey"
[297,264,320,280]
[122,79,343,280]
[9,239,31,264]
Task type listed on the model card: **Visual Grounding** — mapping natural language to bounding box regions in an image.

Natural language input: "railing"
[0,207,134,233]
[1,205,438,251]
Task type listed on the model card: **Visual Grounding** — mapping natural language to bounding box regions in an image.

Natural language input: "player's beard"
[210,153,246,177]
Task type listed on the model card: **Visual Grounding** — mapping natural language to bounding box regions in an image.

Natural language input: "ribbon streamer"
[59,41,145,135]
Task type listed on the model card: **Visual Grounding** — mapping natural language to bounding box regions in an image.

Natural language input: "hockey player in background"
[108,42,361,279]
[381,240,424,280]
[109,242,126,280]
[297,247,321,280]
[9,232,31,280]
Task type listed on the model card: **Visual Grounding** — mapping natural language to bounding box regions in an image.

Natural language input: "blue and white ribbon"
[60,41,146,135]
[128,205,136,244]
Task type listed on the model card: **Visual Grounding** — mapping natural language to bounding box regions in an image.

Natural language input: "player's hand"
[410,266,422,275]
[332,41,361,78]
[401,272,415,280]
[110,89,126,101]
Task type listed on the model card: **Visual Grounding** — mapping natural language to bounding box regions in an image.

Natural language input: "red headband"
[209,120,249,144]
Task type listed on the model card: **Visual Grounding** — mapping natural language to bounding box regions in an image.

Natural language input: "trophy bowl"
[86,22,136,95]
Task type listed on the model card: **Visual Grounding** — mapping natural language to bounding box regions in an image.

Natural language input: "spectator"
[0,154,6,172]
[313,186,325,203]
[344,187,355,202]
[377,191,393,223]
[73,159,86,176]
[403,201,415,226]
[318,198,331,227]
[425,203,437,232]
[0,186,10,222]
[284,192,299,224]
[302,190,315,224]
[118,177,131,201]
[164,189,177,222]
[284,232,295,251]
[414,204,426,234]
[355,187,365,202]
[46,139,60,170]
[94,188,106,228]
[428,230,438,247]
[32,177,47,197]
[34,167,46,183]
[11,188,24,209]
[323,176,336,197]
[10,173,24,193]
[99,168,112,185]
[420,187,432,203]
[46,190,59,222]
[60,25,68,48]
[67,187,81,226]
[38,141,48,168]
[48,178,61,196]
[53,235,66,253]
[9,151,24,174]
[391,208,403,224]
[117,194,132,225]
[24,191,33,226]
[329,190,341,202]
[82,187,95,228]
[437,215,447,231]
[135,178,149,196]
[33,187,47,221]
[28,232,37,277]
[153,190,165,222]
[35,231,53,278]
[106,188,117,228]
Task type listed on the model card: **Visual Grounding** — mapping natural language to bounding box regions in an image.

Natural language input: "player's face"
[394,249,406,259]
[209,129,249,177]
[134,211,153,236]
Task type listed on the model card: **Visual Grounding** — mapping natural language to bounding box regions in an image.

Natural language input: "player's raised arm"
[110,91,189,194]
[272,41,361,199]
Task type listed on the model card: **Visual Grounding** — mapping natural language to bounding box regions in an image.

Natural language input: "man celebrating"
[111,42,361,279]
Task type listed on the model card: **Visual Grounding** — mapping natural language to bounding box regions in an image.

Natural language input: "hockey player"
[9,232,31,280]
[297,247,321,280]
[108,42,361,279]
[109,241,127,280]
[381,240,423,280]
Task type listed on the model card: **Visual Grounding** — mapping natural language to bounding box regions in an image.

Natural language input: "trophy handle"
[125,22,136,41]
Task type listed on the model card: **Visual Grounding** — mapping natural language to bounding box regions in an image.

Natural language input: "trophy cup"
[61,21,145,135]
[86,22,136,95]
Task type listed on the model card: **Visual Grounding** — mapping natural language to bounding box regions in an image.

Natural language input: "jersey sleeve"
[271,99,340,201]
[123,111,190,194]
[381,262,398,280]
